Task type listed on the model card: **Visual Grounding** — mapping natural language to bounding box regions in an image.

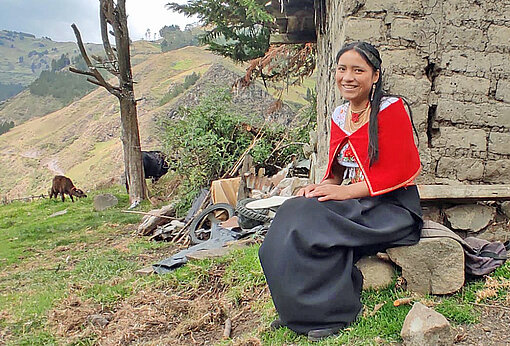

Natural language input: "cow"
[50,175,87,202]
[123,151,170,193]
[142,150,169,183]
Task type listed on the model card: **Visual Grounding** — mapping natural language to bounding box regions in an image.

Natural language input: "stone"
[49,209,67,218]
[363,0,423,14]
[87,314,111,328]
[495,79,510,103]
[488,25,510,50]
[93,194,118,211]
[435,75,490,97]
[384,74,430,104]
[489,132,510,155]
[445,204,495,232]
[484,160,510,184]
[441,26,487,51]
[343,17,384,42]
[276,177,310,197]
[501,201,510,219]
[387,238,464,294]
[401,302,453,346]
[356,256,395,290]
[432,127,486,153]
[391,18,424,41]
[436,157,484,181]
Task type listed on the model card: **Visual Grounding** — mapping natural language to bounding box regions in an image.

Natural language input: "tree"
[166,0,273,62]
[70,0,147,203]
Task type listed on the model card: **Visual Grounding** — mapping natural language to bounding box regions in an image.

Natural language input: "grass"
[0,188,509,344]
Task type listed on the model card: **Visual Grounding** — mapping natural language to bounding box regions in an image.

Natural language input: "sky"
[0,0,198,43]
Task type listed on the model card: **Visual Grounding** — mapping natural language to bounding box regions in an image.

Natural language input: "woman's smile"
[335,49,379,109]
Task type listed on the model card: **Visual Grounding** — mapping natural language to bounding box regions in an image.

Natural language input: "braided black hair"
[336,42,384,166]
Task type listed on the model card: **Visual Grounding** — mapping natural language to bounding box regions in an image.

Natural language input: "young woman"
[258,41,423,341]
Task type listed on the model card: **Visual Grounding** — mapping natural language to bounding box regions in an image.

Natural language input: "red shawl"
[322,98,421,196]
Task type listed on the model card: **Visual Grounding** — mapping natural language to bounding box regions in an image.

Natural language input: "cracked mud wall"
[315,0,510,185]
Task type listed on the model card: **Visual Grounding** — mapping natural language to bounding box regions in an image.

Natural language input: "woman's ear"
[373,69,380,84]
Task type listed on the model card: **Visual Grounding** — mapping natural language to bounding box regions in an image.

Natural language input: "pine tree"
[167,0,273,62]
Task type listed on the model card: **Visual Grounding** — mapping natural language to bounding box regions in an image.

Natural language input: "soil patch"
[49,263,266,345]
[456,305,510,345]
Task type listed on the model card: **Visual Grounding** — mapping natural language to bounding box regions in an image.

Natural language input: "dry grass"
[46,263,266,345]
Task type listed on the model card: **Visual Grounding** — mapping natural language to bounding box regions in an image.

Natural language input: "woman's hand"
[305,184,352,201]
[295,184,319,197]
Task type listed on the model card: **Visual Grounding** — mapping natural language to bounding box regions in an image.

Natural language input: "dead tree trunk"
[70,0,146,203]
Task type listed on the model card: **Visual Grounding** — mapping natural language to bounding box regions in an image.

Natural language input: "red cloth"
[323,98,421,196]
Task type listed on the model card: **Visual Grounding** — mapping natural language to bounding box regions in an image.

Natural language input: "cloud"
[0,0,197,43]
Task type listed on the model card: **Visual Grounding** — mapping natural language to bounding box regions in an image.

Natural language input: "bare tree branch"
[99,1,118,66]
[71,23,121,97]
[86,78,105,88]
[91,54,119,76]
[69,67,97,78]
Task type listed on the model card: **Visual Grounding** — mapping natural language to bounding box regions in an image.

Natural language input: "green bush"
[159,88,316,214]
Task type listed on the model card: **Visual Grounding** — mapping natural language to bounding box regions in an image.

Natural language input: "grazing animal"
[50,175,87,202]
[142,150,169,183]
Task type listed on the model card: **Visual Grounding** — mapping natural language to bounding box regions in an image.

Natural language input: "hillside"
[0,39,165,125]
[0,30,103,86]
[0,45,314,199]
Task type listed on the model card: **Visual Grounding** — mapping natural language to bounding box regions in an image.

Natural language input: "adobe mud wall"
[315,0,510,185]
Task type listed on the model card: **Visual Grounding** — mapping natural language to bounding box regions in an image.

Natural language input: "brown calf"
[50,175,87,202]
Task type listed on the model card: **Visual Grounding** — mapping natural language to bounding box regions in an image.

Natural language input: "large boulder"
[356,256,395,290]
[387,238,464,294]
[401,302,453,346]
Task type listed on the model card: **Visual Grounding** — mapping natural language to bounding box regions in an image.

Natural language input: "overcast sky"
[0,0,197,43]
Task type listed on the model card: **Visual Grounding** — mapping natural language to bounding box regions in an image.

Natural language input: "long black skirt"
[258,185,423,334]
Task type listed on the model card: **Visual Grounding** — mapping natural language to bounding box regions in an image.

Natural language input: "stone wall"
[315,0,510,185]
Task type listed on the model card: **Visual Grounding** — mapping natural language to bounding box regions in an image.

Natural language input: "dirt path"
[457,306,510,345]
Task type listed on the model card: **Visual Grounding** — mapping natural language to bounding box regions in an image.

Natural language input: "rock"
[444,204,495,233]
[401,302,453,346]
[49,209,67,217]
[276,177,310,197]
[387,238,464,294]
[93,194,118,211]
[501,201,510,219]
[356,255,395,290]
[87,314,111,327]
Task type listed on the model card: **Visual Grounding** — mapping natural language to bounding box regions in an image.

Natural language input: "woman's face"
[335,49,380,107]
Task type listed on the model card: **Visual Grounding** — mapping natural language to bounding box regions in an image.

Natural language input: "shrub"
[159,88,316,214]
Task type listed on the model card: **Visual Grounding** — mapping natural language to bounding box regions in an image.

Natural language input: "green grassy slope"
[0,194,508,345]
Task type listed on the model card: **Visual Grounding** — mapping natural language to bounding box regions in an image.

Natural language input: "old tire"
[236,198,272,229]
[189,203,235,245]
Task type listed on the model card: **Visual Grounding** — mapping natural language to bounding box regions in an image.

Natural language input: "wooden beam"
[418,184,510,201]
[270,32,316,44]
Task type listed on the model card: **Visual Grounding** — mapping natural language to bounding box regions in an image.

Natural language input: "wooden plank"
[269,32,316,44]
[418,184,510,201]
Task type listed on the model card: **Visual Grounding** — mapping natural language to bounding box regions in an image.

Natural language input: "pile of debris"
[135,154,310,274]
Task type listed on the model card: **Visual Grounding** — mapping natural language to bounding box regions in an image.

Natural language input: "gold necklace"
[347,104,370,132]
